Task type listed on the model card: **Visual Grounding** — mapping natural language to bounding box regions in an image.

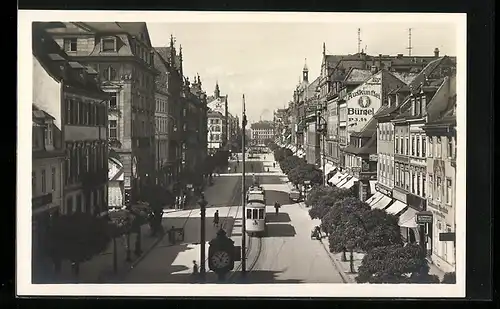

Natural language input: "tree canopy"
[279,155,306,175]
[46,212,111,263]
[287,163,321,185]
[356,243,440,284]
[307,186,355,220]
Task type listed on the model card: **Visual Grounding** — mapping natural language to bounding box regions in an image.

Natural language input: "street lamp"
[198,192,208,281]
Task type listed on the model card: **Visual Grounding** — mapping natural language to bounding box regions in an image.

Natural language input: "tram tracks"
[228,234,263,282]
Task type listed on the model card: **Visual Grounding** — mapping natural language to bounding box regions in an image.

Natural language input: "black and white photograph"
[18,11,466,297]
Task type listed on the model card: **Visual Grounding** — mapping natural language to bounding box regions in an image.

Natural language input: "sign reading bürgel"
[416,211,433,224]
[345,72,383,132]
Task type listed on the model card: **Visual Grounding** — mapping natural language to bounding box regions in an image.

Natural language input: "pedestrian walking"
[273,162,275,168]
[213,210,220,227]
[274,201,281,215]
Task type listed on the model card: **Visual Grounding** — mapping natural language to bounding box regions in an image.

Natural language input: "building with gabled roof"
[42,21,160,205]
[32,22,110,282]
[421,90,457,274]
[388,61,456,262]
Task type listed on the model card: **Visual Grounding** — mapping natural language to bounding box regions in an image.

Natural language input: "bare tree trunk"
[341,249,347,262]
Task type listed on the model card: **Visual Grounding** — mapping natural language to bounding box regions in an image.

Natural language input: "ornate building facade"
[45,22,159,205]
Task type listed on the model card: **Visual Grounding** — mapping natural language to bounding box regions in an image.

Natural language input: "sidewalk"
[317,238,363,283]
[53,223,163,283]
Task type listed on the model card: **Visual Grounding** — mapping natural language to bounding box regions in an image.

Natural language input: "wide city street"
[122,153,345,284]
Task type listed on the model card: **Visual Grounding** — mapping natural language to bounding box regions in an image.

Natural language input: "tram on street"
[246,191,267,236]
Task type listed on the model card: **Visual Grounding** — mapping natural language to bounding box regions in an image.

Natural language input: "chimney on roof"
[397,53,403,59]
[434,48,440,58]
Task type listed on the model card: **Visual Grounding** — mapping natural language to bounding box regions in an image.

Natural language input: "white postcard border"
[17,10,467,298]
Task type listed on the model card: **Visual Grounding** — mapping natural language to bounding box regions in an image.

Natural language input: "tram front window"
[247,209,252,219]
[253,209,258,219]
[258,209,264,219]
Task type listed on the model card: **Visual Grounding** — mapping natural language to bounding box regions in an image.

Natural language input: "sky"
[147,22,457,123]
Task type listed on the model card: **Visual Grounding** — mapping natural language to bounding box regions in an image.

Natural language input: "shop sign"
[439,232,455,242]
[416,211,433,224]
[345,79,382,132]
[392,188,407,203]
[375,184,392,197]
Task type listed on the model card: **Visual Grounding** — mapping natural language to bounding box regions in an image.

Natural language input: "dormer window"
[101,37,116,52]
[63,38,77,52]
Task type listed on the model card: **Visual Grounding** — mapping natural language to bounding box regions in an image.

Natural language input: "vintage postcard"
[17,11,466,297]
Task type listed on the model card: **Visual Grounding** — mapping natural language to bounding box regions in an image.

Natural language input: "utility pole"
[241,94,247,276]
[407,28,413,57]
[357,28,362,54]
[199,193,207,281]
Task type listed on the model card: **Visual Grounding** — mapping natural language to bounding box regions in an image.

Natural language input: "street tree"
[46,212,111,277]
[142,184,174,236]
[287,163,323,186]
[308,186,355,220]
[273,148,286,162]
[325,197,370,265]
[356,243,440,284]
[280,155,305,175]
[356,208,403,251]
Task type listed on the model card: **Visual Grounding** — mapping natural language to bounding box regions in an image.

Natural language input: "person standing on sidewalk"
[213,210,220,228]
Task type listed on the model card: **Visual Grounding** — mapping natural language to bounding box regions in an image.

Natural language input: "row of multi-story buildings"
[31,22,213,278]
[275,44,457,274]
[206,82,240,154]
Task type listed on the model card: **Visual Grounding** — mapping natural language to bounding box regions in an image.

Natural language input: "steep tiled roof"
[392,72,419,85]
[32,22,106,96]
[344,68,372,83]
[79,22,147,37]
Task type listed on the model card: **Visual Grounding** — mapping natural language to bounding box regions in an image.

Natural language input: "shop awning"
[385,200,407,215]
[369,180,377,194]
[371,194,392,210]
[340,176,358,189]
[398,207,418,228]
[329,172,345,185]
[336,175,351,188]
[365,191,382,205]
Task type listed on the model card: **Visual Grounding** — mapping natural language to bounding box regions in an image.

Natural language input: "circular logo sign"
[132,156,138,179]
[358,96,371,108]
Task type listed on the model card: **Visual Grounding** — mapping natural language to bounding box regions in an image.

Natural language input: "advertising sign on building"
[346,72,382,133]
